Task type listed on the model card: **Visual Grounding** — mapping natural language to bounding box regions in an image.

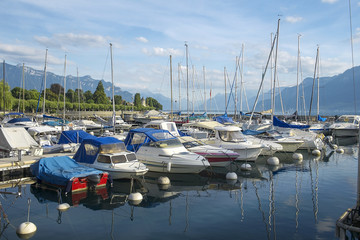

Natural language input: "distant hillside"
[0,63,134,102]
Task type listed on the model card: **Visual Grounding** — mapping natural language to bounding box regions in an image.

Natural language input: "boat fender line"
[167,162,171,172]
[107,174,113,187]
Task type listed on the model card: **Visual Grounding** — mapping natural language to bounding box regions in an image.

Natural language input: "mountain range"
[1,63,360,115]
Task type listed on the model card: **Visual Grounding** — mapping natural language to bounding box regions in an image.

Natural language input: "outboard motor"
[87,174,101,190]
[324,136,337,150]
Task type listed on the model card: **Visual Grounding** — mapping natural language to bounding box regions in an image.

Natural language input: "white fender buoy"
[240,163,252,171]
[16,222,37,239]
[158,176,170,185]
[332,144,338,150]
[17,198,36,239]
[57,203,70,212]
[128,192,143,205]
[89,131,94,135]
[312,149,321,156]
[267,156,279,166]
[166,162,172,172]
[292,153,303,161]
[226,172,237,180]
[336,148,344,154]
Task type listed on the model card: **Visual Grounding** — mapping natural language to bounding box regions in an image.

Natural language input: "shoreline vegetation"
[0,80,163,114]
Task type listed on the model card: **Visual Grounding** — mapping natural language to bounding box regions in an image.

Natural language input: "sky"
[0,0,359,106]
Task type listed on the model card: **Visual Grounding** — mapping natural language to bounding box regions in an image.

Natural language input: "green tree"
[84,90,93,103]
[93,81,110,104]
[50,84,63,95]
[114,95,123,105]
[0,80,13,111]
[26,89,40,100]
[66,89,75,103]
[134,93,141,107]
[146,97,162,110]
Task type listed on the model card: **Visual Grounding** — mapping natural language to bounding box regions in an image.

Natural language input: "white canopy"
[0,127,39,151]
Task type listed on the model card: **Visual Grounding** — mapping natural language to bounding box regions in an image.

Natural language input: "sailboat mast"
[185,42,189,120]
[235,56,238,121]
[2,60,5,114]
[178,63,181,112]
[317,47,320,117]
[110,43,116,131]
[192,65,195,113]
[63,54,67,121]
[203,66,206,113]
[309,46,319,121]
[42,49,48,115]
[170,55,173,121]
[296,34,301,121]
[22,63,25,113]
[271,19,280,124]
[77,67,81,120]
[240,44,244,120]
[224,67,227,111]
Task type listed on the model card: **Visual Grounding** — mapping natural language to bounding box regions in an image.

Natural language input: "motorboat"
[1,112,38,129]
[27,125,78,154]
[329,115,360,138]
[30,155,111,194]
[0,127,43,158]
[250,129,304,153]
[178,136,240,167]
[71,119,109,132]
[124,128,210,173]
[203,126,266,161]
[73,137,148,179]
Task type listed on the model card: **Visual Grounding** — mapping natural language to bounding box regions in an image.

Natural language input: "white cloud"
[285,16,303,23]
[136,37,148,43]
[34,33,110,50]
[321,0,338,3]
[142,47,182,57]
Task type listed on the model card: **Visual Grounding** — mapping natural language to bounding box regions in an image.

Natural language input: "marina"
[0,139,357,239]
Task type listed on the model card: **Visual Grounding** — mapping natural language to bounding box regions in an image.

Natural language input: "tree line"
[0,80,163,114]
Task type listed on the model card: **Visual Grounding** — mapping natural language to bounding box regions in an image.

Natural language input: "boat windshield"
[182,139,205,148]
[336,116,358,124]
[218,130,246,142]
[99,142,127,153]
[145,138,183,148]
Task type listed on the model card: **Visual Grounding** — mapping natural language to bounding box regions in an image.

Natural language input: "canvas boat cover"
[213,113,234,124]
[73,137,125,164]
[0,127,39,151]
[57,130,96,144]
[273,116,310,129]
[30,155,104,187]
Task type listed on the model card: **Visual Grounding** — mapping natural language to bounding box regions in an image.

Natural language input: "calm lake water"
[0,144,358,239]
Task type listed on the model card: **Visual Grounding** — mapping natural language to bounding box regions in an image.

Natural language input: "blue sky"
[0,0,359,103]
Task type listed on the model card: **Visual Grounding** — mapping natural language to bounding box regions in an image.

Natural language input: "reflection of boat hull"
[331,129,359,138]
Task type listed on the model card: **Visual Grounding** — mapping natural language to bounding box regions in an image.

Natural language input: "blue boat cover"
[273,116,310,129]
[73,137,123,164]
[7,117,32,123]
[30,156,104,187]
[317,115,327,122]
[213,113,234,124]
[57,130,96,144]
[242,129,266,135]
[124,128,176,152]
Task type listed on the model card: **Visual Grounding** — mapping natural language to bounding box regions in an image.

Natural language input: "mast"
[3,60,5,114]
[110,43,116,131]
[63,54,67,121]
[22,63,25,113]
[192,65,195,113]
[296,34,301,121]
[309,46,319,121]
[42,49,48,115]
[224,67,227,112]
[203,66,206,113]
[317,48,320,117]
[178,63,181,112]
[235,56,238,121]
[240,44,244,120]
[77,67,81,120]
[18,64,23,112]
[271,19,280,125]
[185,42,189,120]
[170,55,173,121]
